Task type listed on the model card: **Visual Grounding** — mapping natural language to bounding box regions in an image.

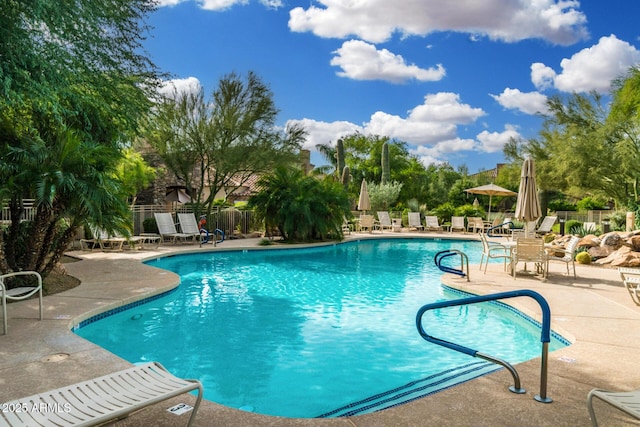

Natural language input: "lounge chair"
[450,216,466,233]
[510,238,547,279]
[546,235,580,278]
[178,213,207,244]
[0,362,203,426]
[80,229,126,251]
[587,387,640,426]
[479,233,511,274]
[377,211,394,232]
[1,271,43,335]
[425,216,443,232]
[154,213,197,244]
[535,216,557,236]
[619,267,640,305]
[407,212,424,231]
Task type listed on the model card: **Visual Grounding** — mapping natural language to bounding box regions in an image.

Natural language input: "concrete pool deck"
[1,232,639,426]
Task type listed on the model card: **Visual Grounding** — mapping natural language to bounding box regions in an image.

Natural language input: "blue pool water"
[75,238,568,418]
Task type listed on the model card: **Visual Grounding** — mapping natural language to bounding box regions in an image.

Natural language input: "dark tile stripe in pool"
[443,286,571,346]
[71,287,178,331]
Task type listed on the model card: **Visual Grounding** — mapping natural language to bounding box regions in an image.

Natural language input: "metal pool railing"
[416,289,553,403]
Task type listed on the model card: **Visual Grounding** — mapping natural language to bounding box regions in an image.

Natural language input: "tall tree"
[148,72,305,217]
[0,0,160,277]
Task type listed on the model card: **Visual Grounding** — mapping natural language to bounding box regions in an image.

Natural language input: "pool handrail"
[487,221,514,238]
[434,249,470,281]
[416,289,552,403]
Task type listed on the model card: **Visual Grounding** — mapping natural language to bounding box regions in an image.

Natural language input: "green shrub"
[432,202,456,223]
[543,234,556,244]
[575,251,591,264]
[576,196,606,211]
[143,217,158,234]
[548,199,576,211]
[258,238,273,246]
[565,220,582,233]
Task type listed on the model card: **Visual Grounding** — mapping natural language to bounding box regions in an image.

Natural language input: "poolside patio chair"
[1,271,43,335]
[407,212,424,231]
[510,238,547,279]
[178,213,207,244]
[535,216,557,236]
[546,235,580,278]
[80,229,126,251]
[357,214,379,233]
[377,211,394,232]
[587,387,640,426]
[450,216,466,233]
[154,212,197,244]
[479,232,511,274]
[467,217,488,233]
[619,267,640,305]
[425,216,444,232]
[0,362,203,427]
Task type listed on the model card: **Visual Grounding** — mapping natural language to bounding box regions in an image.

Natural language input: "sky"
[145,0,640,173]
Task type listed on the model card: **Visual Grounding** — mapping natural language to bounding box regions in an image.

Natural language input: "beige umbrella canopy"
[357,179,371,212]
[515,157,542,236]
[465,183,517,217]
[165,187,192,203]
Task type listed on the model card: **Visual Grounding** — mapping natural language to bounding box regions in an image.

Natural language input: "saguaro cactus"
[341,165,351,190]
[381,142,390,184]
[336,138,345,179]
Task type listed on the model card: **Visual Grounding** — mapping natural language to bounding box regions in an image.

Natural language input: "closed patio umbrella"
[165,187,191,203]
[465,183,516,217]
[514,157,542,237]
[357,179,371,212]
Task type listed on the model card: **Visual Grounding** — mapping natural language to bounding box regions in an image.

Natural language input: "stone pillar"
[626,212,635,232]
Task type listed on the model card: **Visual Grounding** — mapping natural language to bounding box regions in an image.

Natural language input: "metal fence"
[131,205,257,237]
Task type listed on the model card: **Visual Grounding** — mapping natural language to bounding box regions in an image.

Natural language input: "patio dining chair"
[1,271,43,335]
[510,238,547,279]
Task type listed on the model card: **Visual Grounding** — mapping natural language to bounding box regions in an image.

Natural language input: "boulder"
[600,232,623,250]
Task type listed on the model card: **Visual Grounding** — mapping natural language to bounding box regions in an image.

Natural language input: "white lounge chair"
[408,212,424,231]
[0,271,43,335]
[535,216,557,236]
[425,216,443,232]
[154,213,197,244]
[377,211,394,232]
[178,213,206,244]
[619,267,640,305]
[450,216,466,233]
[0,362,203,426]
[587,387,640,426]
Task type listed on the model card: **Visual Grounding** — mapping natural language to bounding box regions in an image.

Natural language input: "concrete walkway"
[1,232,639,426]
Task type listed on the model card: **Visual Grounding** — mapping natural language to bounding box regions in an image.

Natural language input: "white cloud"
[156,0,186,6]
[330,40,445,83]
[158,77,202,99]
[289,0,588,45]
[490,88,550,115]
[285,118,362,150]
[531,63,557,91]
[476,125,521,153]
[532,34,640,93]
[289,92,494,166]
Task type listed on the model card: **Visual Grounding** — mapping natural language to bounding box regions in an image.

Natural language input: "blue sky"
[145,0,640,173]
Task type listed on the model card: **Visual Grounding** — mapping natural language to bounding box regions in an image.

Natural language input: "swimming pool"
[75,238,568,418]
